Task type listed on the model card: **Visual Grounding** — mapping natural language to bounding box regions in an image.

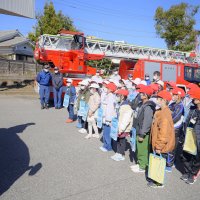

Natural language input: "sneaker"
[165,166,172,173]
[45,104,49,109]
[111,153,120,160]
[180,174,189,181]
[66,119,73,123]
[99,146,108,152]
[79,129,87,134]
[147,181,164,188]
[186,177,195,185]
[55,106,58,109]
[85,134,92,139]
[41,105,45,109]
[92,134,100,139]
[131,167,145,173]
[78,128,82,133]
[111,154,125,161]
[130,164,139,170]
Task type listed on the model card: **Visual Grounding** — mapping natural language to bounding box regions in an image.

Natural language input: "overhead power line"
[54,0,153,20]
[78,25,160,39]
[72,17,156,34]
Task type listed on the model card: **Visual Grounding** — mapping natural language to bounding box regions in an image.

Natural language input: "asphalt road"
[0,95,200,200]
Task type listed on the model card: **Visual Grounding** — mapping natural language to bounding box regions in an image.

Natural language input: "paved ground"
[0,95,200,200]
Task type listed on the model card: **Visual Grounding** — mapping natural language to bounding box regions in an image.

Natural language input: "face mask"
[156,98,161,107]
[80,86,85,90]
[145,77,150,80]
[103,87,108,93]
[90,89,94,94]
[67,83,71,87]
[96,73,100,76]
[55,70,59,73]
[114,71,118,75]
[116,96,121,103]
[44,69,49,72]
[172,95,177,102]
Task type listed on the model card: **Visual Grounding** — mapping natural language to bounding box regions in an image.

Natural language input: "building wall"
[15,43,34,55]
[0,0,35,18]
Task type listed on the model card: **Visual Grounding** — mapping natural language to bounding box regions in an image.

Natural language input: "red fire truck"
[34,30,200,91]
[119,59,200,88]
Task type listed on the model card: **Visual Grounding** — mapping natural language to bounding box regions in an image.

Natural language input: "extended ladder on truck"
[85,38,200,64]
[38,33,200,64]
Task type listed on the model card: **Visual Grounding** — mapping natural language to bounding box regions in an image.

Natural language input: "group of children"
[63,70,200,188]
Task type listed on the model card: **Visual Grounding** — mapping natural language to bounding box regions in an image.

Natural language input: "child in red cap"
[148,90,175,188]
[110,89,133,161]
[131,86,156,173]
[100,83,117,152]
[167,87,185,171]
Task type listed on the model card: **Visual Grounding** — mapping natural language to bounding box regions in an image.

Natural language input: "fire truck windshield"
[39,35,84,51]
[184,66,200,83]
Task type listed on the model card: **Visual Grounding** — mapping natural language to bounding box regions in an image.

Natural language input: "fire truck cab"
[34,30,104,87]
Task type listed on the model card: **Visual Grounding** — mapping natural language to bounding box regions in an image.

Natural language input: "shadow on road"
[0,123,42,196]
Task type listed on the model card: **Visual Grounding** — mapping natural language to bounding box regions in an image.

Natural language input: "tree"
[154,3,199,51]
[28,1,77,43]
[86,58,113,75]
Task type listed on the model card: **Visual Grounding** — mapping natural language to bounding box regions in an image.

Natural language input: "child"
[100,83,117,152]
[126,81,138,103]
[65,78,76,123]
[76,80,90,133]
[111,89,133,161]
[152,71,161,83]
[100,80,110,114]
[131,86,156,172]
[149,83,161,110]
[183,83,199,124]
[148,90,175,188]
[168,87,185,170]
[85,83,100,139]
[180,88,200,184]
[166,81,176,93]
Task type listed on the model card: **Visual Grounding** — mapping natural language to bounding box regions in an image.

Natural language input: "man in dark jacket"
[180,88,200,184]
[52,67,63,109]
[36,64,52,109]
[131,86,156,173]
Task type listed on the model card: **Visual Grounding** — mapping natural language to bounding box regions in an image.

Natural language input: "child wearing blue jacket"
[168,87,185,170]
[65,78,76,123]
